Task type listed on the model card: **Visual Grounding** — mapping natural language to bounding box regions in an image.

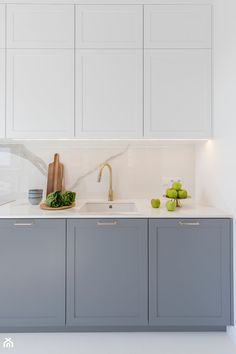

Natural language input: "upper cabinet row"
[0,4,212,139]
[3,4,212,49]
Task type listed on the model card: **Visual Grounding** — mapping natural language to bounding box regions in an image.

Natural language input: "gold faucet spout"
[97,163,114,201]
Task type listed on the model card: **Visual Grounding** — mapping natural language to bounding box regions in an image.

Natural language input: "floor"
[0,332,235,354]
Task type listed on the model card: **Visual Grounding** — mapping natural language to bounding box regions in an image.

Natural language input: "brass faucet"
[97,163,114,201]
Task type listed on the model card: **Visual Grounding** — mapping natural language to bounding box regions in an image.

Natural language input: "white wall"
[0,141,195,201]
[195,0,236,342]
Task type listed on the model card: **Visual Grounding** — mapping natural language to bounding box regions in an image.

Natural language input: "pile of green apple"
[150,181,188,212]
[166,181,188,200]
[165,181,188,211]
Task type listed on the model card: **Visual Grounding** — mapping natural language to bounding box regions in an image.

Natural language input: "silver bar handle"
[179,221,200,226]
[14,221,35,226]
[97,221,117,226]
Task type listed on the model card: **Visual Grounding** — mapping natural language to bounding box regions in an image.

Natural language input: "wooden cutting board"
[40,202,75,211]
[46,153,64,196]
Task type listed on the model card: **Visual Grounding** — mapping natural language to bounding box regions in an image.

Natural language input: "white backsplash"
[0,141,196,201]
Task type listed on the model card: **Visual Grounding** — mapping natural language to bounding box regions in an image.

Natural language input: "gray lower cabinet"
[0,219,66,327]
[67,219,148,326]
[149,219,233,327]
[0,217,232,331]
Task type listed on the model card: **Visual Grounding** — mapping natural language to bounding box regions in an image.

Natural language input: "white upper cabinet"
[144,50,211,139]
[0,50,5,138]
[1,3,212,140]
[144,5,212,48]
[76,5,143,48]
[6,50,74,139]
[7,5,74,49]
[76,50,143,138]
[0,5,5,48]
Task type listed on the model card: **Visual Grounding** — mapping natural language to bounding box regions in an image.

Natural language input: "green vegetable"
[45,191,76,208]
[61,191,76,206]
[45,191,63,208]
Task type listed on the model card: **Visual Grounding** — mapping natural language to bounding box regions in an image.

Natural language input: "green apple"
[165,188,170,196]
[178,189,188,199]
[172,181,182,191]
[151,198,161,208]
[166,188,178,199]
[166,199,177,211]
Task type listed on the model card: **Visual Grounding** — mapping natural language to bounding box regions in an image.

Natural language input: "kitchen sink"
[79,202,137,214]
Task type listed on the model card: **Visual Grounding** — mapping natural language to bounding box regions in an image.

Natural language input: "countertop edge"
[0,199,232,219]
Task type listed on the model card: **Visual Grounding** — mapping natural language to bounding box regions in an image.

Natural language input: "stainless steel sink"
[79,202,137,214]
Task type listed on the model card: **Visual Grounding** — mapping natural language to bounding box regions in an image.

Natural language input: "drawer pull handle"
[97,221,117,226]
[179,221,200,226]
[14,222,35,226]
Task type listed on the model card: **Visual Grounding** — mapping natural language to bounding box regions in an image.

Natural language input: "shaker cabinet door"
[0,5,5,48]
[144,49,211,139]
[76,5,142,48]
[7,4,74,49]
[6,49,74,139]
[76,50,143,138]
[67,219,148,326]
[149,219,233,326]
[0,219,66,327]
[144,5,212,49]
[0,50,5,138]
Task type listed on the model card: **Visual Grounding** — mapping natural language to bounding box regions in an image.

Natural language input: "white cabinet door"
[76,50,143,138]
[0,50,5,138]
[6,50,74,139]
[0,5,5,48]
[76,5,142,48]
[144,50,211,139]
[7,5,74,48]
[144,5,212,49]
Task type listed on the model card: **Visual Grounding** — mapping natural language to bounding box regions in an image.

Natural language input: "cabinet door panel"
[76,5,142,48]
[0,5,5,48]
[7,5,74,49]
[0,50,5,138]
[76,50,143,138]
[144,49,211,139]
[144,5,212,49]
[6,49,74,139]
[67,219,148,326]
[149,219,232,326]
[0,219,65,327]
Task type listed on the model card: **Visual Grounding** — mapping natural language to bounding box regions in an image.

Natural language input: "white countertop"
[0,199,232,219]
